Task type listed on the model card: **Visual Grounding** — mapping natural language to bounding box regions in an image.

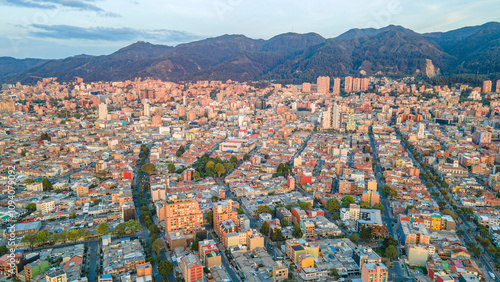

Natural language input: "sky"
[0,0,499,59]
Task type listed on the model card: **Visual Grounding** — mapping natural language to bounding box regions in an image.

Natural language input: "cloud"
[28,24,203,44]
[0,0,115,14]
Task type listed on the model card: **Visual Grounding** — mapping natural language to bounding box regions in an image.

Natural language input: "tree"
[21,232,37,249]
[341,196,355,208]
[212,195,219,202]
[26,203,36,211]
[271,228,283,242]
[326,198,340,212]
[441,209,457,220]
[167,163,176,173]
[281,218,288,227]
[373,203,385,213]
[206,211,213,225]
[193,171,200,179]
[0,246,8,256]
[489,246,498,255]
[292,223,303,238]
[42,178,53,191]
[255,205,273,216]
[230,155,238,163]
[260,221,270,236]
[69,229,81,243]
[349,233,359,243]
[93,199,102,205]
[359,226,373,241]
[141,163,156,175]
[206,161,215,172]
[298,202,312,210]
[191,238,201,252]
[152,238,165,255]
[158,260,174,280]
[176,150,182,157]
[97,223,110,235]
[236,208,245,215]
[360,201,370,209]
[214,163,226,177]
[382,236,398,249]
[243,153,249,160]
[385,245,397,261]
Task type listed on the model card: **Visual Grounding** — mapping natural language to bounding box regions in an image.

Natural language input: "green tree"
[349,233,359,243]
[26,203,36,211]
[230,155,238,163]
[141,163,156,175]
[158,260,174,280]
[21,232,37,249]
[206,211,213,226]
[42,178,53,191]
[341,196,355,208]
[271,228,283,242]
[373,203,385,213]
[167,163,176,173]
[215,163,226,177]
[260,221,270,236]
[206,161,215,172]
[382,236,398,249]
[326,198,341,212]
[191,238,201,252]
[193,171,200,179]
[255,205,272,216]
[292,223,303,238]
[97,223,110,235]
[385,245,397,261]
[93,199,102,205]
[0,246,9,256]
[236,208,245,215]
[359,226,373,241]
[281,218,288,227]
[152,238,165,255]
[359,201,370,209]
[243,153,249,160]
[298,202,312,210]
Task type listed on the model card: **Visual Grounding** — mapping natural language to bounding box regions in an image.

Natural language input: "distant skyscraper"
[98,103,108,120]
[345,76,353,93]
[302,82,311,93]
[317,76,330,94]
[333,78,341,95]
[144,102,150,117]
[496,80,500,93]
[483,80,492,93]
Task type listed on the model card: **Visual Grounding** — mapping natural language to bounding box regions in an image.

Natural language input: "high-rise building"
[473,130,492,145]
[361,78,369,92]
[140,89,155,100]
[256,99,266,110]
[213,200,240,238]
[332,103,342,130]
[302,82,311,93]
[180,254,203,282]
[417,123,425,139]
[483,80,492,93]
[98,103,108,120]
[316,76,330,94]
[333,77,341,95]
[144,102,150,117]
[361,263,388,282]
[346,109,356,131]
[345,76,353,92]
[321,103,342,130]
[164,197,203,239]
[496,80,500,93]
[352,78,361,92]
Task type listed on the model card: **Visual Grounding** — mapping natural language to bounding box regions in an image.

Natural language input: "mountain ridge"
[2,22,500,84]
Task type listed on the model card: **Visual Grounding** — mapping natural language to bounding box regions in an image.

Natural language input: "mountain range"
[2,22,500,85]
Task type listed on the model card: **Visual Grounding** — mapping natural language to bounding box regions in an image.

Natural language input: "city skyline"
[0,0,499,58]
